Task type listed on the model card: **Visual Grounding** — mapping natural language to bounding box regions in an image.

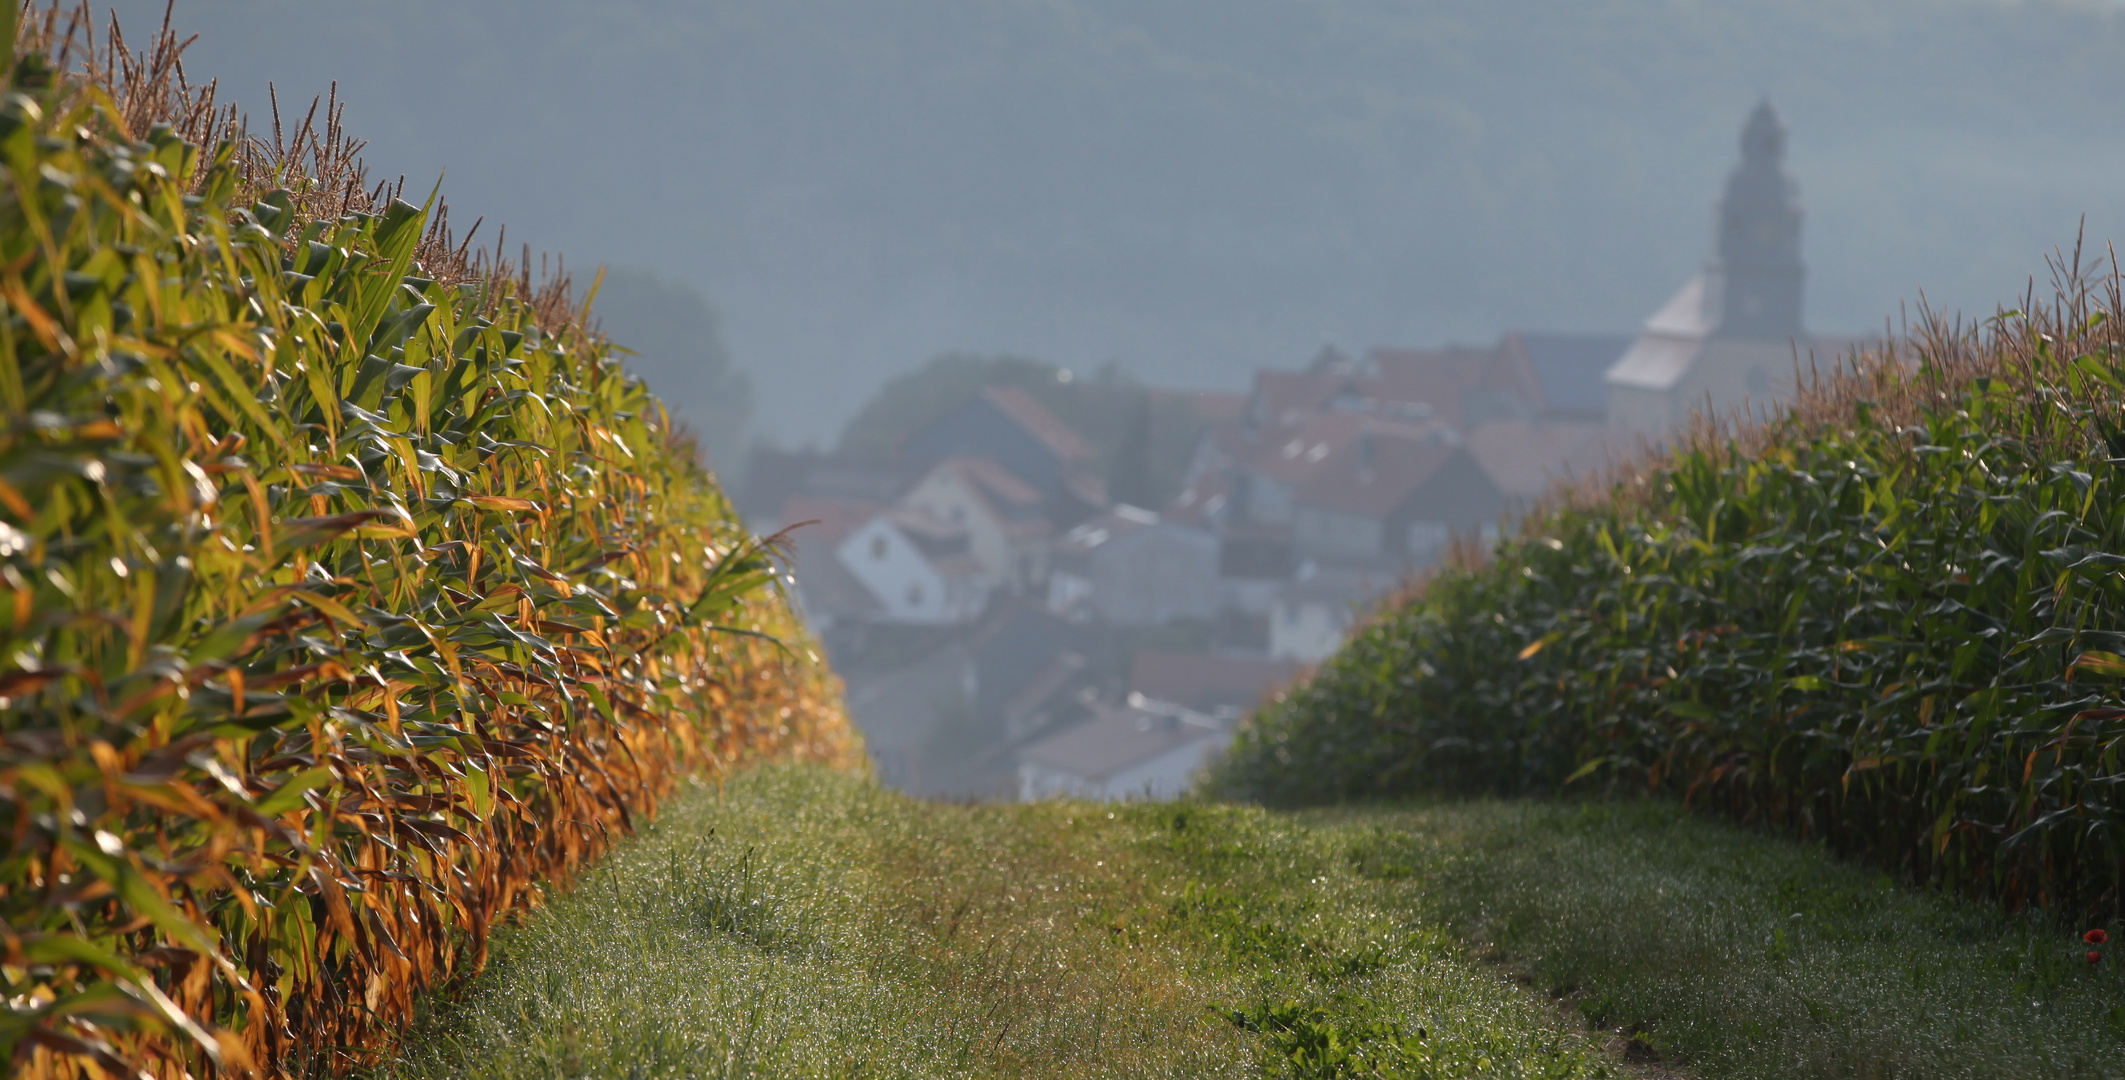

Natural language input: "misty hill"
[832,354,1220,510]
[123,0,2125,442]
[591,268,751,473]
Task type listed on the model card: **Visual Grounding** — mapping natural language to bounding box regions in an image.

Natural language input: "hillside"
[1213,267,2125,917]
[108,0,2125,441]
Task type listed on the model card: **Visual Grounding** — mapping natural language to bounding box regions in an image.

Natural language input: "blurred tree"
[831,353,1209,511]
[594,267,752,477]
[1108,396,1157,510]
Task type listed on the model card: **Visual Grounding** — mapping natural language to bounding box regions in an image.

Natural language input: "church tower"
[1703,100,1804,340]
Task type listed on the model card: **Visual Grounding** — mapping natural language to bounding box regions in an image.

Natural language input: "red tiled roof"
[1463,420,1623,499]
[1165,467,1229,524]
[885,504,965,541]
[1056,504,1160,555]
[1291,427,1468,518]
[1236,411,1444,488]
[777,495,881,548]
[937,456,1044,511]
[982,386,1097,464]
[1363,344,1546,429]
[1128,652,1304,715]
[778,495,884,618]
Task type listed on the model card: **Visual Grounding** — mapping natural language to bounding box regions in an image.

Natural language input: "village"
[737,103,1852,801]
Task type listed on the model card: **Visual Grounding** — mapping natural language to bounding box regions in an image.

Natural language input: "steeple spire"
[1704,99,1804,340]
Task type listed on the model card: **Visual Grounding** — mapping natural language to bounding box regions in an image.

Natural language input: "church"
[1605,101,1855,437]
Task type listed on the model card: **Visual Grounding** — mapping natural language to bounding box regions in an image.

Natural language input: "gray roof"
[1017,698,1221,781]
[1517,332,1634,415]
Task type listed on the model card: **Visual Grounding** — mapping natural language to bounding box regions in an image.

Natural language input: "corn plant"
[0,19,853,1079]
[1215,270,2125,920]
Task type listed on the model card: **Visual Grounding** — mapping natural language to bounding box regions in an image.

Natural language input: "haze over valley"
[111,0,2125,449]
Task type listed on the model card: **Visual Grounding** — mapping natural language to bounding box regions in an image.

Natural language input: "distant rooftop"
[1512,332,1634,417]
[981,386,1098,464]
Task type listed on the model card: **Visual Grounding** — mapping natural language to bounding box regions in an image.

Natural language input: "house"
[962,601,1101,736]
[900,456,1054,593]
[836,506,990,625]
[1463,420,1622,507]
[1048,505,1220,626]
[1287,424,1504,565]
[1270,566,1383,663]
[902,386,1108,525]
[1361,343,1549,431]
[1017,695,1230,801]
[997,650,1096,743]
[1181,343,1531,550]
[1502,332,1635,423]
[1128,651,1303,718]
[778,495,884,634]
[837,599,1102,798]
[741,445,920,531]
[842,641,977,793]
[1605,102,1859,438]
[1214,522,1296,617]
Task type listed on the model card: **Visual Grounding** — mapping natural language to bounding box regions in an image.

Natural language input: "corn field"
[1214,261,2125,920]
[0,8,854,1077]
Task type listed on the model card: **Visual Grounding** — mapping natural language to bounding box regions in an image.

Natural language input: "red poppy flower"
[2086,929,2109,945]
[2088,951,2103,964]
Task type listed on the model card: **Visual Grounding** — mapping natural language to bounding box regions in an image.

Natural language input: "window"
[871,535,888,560]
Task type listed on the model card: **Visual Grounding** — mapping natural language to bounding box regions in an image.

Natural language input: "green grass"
[389,766,2125,1079]
[1343,799,2125,1078]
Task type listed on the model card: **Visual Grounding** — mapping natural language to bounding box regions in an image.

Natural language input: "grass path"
[387,767,2125,1079]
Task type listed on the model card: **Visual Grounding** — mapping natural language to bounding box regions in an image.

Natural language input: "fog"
[106,0,2125,448]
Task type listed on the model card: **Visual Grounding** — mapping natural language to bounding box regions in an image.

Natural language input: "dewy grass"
[390,766,1614,1080]
[389,766,2124,1080]
[1334,799,2125,1080]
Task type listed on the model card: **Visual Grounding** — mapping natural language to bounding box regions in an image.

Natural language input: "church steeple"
[1704,100,1804,340]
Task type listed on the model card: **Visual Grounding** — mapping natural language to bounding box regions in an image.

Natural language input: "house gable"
[904,458,1053,591]
[1388,449,1504,539]
[836,515,987,625]
[901,388,1101,524]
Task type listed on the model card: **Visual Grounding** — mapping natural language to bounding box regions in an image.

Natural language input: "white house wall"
[1271,599,1348,662]
[1016,733,1227,802]
[836,518,966,625]
[1605,382,1681,439]
[1676,339,1807,429]
[1104,734,1229,800]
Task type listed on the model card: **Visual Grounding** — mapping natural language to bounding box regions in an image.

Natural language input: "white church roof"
[1604,275,1712,393]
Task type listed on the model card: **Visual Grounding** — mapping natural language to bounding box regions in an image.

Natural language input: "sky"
[104,0,2125,444]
